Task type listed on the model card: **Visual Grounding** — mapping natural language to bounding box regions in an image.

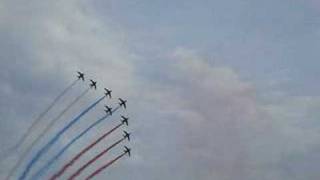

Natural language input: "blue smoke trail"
[19,96,106,180]
[14,80,78,150]
[31,106,121,180]
[0,79,79,163]
[5,88,90,180]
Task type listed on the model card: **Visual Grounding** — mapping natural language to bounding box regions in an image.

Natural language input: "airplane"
[77,71,85,81]
[121,116,129,126]
[118,98,127,109]
[104,105,112,115]
[90,80,97,89]
[104,88,112,99]
[123,131,131,141]
[124,146,131,157]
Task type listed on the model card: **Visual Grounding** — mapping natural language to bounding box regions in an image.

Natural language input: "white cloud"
[0,1,319,180]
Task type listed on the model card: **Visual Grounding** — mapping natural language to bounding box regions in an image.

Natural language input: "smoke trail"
[5,88,90,180]
[31,106,121,180]
[85,152,127,180]
[68,137,126,180]
[1,79,78,159]
[50,122,123,180]
[19,96,105,180]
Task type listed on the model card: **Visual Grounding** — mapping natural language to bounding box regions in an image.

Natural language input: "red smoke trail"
[12,79,79,151]
[85,152,127,180]
[20,96,106,180]
[5,88,89,180]
[1,79,78,162]
[68,137,125,180]
[5,80,81,180]
[50,123,123,180]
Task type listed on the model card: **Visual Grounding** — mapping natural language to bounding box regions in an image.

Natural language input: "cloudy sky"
[0,0,320,179]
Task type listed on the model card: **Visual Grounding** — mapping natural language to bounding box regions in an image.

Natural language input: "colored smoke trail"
[31,106,121,180]
[68,137,125,180]
[5,88,89,180]
[2,79,78,159]
[85,152,127,180]
[19,96,105,180]
[50,122,123,180]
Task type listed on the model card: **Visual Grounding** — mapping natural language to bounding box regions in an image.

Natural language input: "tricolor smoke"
[68,137,126,180]
[31,105,121,180]
[50,122,124,180]
[1,79,78,161]
[19,95,106,180]
[5,88,89,180]
[85,151,127,180]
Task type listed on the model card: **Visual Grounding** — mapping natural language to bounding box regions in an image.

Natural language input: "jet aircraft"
[104,105,112,115]
[118,98,127,109]
[123,131,131,141]
[104,88,112,99]
[124,146,131,157]
[90,80,97,89]
[77,72,85,81]
[121,116,129,126]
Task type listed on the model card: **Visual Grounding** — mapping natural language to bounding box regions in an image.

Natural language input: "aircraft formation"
[68,71,132,178]
[78,71,131,152]
[4,71,132,180]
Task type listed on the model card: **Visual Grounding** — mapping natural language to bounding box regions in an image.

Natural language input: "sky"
[0,0,320,179]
